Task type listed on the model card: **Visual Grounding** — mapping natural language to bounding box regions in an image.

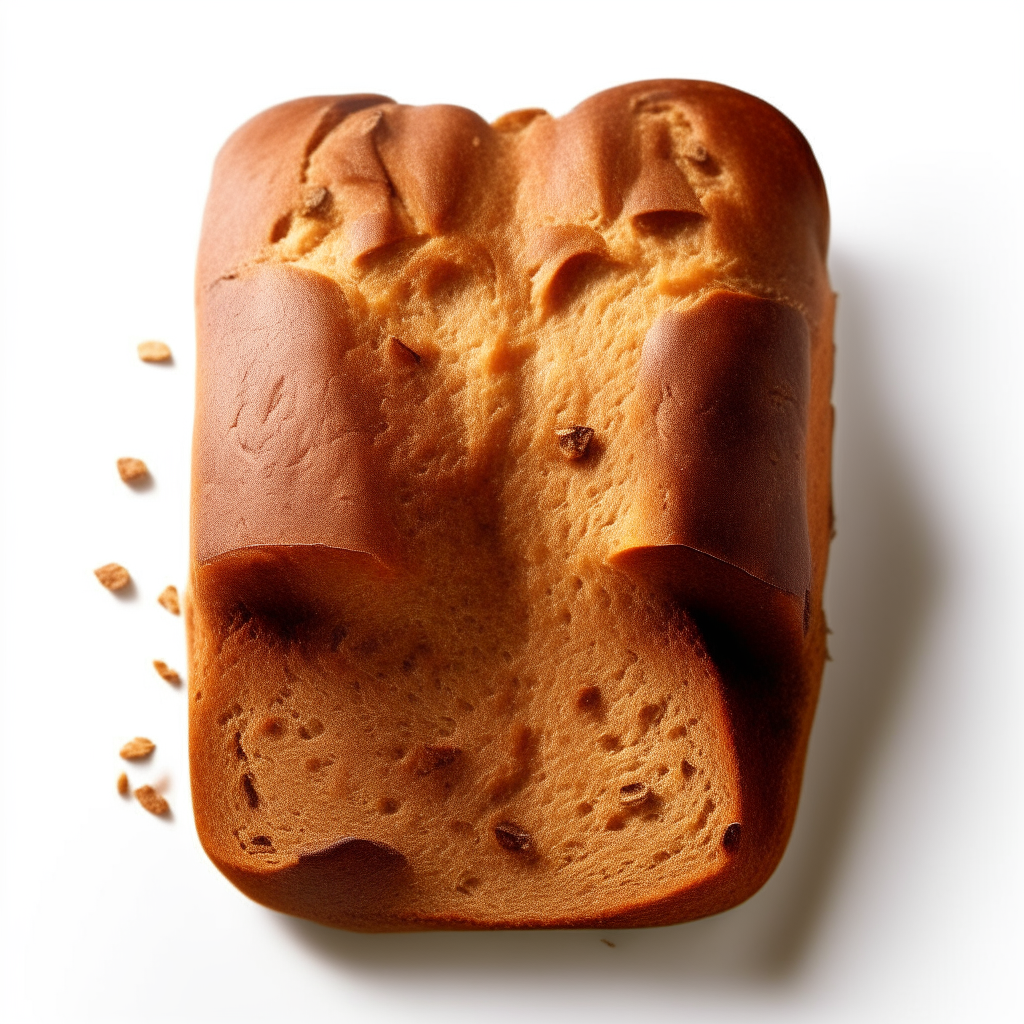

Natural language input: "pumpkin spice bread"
[188,80,834,931]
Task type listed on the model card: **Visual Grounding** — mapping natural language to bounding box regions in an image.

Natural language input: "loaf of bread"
[188,80,833,931]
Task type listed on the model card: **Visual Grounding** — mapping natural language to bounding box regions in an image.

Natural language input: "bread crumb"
[152,660,181,686]
[157,585,180,615]
[555,425,594,460]
[135,785,169,815]
[117,772,129,796]
[120,737,155,760]
[116,457,149,482]
[137,340,171,362]
[600,938,616,948]
[94,563,130,591]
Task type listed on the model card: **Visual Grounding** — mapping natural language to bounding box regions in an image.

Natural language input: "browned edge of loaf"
[189,79,835,931]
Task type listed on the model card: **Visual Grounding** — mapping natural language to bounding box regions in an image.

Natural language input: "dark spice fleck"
[411,744,461,775]
[722,822,742,853]
[555,425,594,460]
[494,821,532,852]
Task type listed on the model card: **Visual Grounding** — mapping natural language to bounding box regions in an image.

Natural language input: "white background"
[1,1,1021,1021]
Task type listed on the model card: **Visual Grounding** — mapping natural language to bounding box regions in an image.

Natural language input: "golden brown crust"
[193,266,393,566]
[190,80,833,931]
[196,93,393,291]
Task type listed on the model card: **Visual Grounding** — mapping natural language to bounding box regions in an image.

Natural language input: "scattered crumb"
[600,938,616,948]
[117,772,129,796]
[555,425,594,460]
[94,563,130,591]
[157,585,180,615]
[116,457,149,483]
[137,340,171,363]
[135,785,169,815]
[152,660,181,686]
[120,737,155,760]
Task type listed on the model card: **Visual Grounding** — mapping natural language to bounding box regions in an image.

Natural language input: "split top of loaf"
[189,80,834,931]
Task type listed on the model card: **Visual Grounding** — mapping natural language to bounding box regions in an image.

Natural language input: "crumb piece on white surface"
[137,341,171,362]
[135,786,169,815]
[153,660,181,685]
[157,586,180,615]
[95,563,130,591]
[120,737,155,760]
[116,457,149,483]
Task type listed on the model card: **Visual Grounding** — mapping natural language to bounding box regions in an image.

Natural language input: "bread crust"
[189,80,834,931]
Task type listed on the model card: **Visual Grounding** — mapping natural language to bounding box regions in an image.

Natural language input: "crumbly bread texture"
[189,80,834,931]
[120,737,155,760]
[153,660,181,686]
[157,586,180,615]
[95,563,131,591]
[135,785,169,816]
[138,341,172,363]
[117,457,149,483]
